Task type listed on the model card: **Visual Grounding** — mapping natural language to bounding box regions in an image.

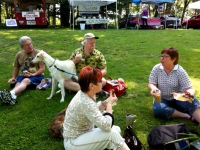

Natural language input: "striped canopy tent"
[69,0,117,30]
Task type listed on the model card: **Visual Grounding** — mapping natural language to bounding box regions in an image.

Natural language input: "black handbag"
[123,125,142,150]
[147,123,199,150]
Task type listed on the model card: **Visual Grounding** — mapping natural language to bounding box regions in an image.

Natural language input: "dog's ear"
[40,50,46,58]
[38,50,45,60]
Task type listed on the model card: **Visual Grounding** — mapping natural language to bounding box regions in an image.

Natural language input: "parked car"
[160,16,181,29]
[118,14,137,29]
[182,15,200,29]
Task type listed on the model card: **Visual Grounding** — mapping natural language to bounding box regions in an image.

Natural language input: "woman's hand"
[184,92,194,99]
[184,88,195,99]
[104,90,118,114]
[150,87,160,96]
[107,90,118,105]
[148,83,160,96]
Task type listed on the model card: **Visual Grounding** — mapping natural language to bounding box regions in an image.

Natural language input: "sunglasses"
[93,68,102,83]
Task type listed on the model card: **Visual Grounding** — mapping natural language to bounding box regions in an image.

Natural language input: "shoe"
[0,89,17,105]
[190,116,199,125]
[96,90,110,98]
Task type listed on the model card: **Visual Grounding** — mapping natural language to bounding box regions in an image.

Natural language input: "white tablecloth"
[76,18,109,25]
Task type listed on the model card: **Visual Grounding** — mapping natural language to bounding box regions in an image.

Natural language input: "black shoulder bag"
[147,123,199,150]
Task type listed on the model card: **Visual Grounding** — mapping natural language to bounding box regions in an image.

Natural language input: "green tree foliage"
[0,2,8,25]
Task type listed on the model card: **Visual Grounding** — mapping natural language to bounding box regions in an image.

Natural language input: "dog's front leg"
[59,80,65,103]
[47,78,57,100]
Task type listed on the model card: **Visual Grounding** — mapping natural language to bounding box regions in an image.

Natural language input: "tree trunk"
[52,3,56,26]
[5,3,9,18]
[60,0,70,27]
[0,0,2,25]
[46,4,51,25]
[181,0,192,23]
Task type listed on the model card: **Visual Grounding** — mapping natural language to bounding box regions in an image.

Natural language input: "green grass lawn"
[1,28,200,150]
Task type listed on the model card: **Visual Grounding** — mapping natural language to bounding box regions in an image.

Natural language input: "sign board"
[78,5,100,12]
[6,19,17,27]
[22,12,40,20]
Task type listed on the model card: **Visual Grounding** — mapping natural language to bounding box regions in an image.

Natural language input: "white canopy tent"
[185,1,200,29]
[70,0,116,6]
[69,0,117,30]
[188,0,200,9]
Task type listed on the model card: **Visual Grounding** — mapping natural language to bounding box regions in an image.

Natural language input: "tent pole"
[186,19,188,30]
[174,5,177,29]
[73,6,74,30]
[116,0,118,30]
[139,2,142,29]
[106,5,108,29]
[70,5,71,29]
[106,6,108,18]
[165,3,166,30]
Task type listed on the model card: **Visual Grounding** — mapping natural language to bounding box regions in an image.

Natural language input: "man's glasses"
[23,43,32,47]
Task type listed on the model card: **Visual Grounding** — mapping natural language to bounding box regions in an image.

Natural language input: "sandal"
[0,89,17,105]
[36,78,51,90]
[190,116,199,125]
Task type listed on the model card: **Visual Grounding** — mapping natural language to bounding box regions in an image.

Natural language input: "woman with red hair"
[63,66,130,150]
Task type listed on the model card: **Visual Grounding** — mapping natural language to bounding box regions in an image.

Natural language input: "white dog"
[32,50,78,103]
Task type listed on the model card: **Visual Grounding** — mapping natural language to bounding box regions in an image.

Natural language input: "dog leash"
[49,60,56,68]
[54,65,78,76]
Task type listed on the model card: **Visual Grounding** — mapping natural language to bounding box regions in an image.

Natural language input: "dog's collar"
[49,60,56,68]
